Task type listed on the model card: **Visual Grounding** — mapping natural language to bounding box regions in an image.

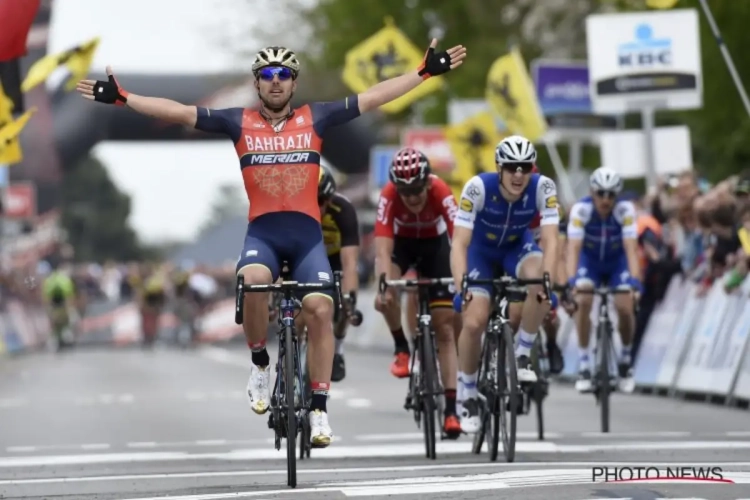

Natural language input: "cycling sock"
[458,371,478,400]
[444,388,457,415]
[620,344,632,365]
[335,337,345,355]
[579,352,590,370]
[250,342,270,367]
[310,382,329,412]
[516,328,536,357]
[391,327,410,354]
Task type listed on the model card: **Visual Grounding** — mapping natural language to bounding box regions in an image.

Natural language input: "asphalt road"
[1,342,749,500]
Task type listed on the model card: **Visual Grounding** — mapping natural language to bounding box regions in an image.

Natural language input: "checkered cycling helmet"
[389,147,431,185]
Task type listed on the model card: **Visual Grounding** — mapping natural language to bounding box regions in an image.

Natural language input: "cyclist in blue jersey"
[450,135,560,433]
[566,167,642,394]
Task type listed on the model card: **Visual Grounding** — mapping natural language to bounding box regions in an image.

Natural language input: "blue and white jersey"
[567,196,638,262]
[455,172,560,248]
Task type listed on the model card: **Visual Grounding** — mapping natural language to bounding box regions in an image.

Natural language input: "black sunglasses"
[500,163,535,174]
[595,190,617,199]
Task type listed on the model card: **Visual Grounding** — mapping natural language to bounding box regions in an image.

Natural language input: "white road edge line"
[2,462,750,486]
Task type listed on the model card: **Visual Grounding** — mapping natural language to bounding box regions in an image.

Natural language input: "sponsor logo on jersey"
[459,198,474,212]
[545,195,558,209]
[248,152,313,165]
[244,132,313,152]
[623,215,634,226]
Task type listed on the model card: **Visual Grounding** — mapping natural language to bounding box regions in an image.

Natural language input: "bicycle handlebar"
[574,287,635,296]
[460,273,552,304]
[378,273,454,295]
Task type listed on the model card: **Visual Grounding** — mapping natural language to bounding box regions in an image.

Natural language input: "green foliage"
[288,0,750,183]
[61,156,149,262]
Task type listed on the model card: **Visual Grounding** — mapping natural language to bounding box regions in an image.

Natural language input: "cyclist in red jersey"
[374,148,462,437]
[76,41,467,448]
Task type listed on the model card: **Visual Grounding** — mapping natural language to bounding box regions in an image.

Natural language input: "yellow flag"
[485,46,548,142]
[443,111,506,200]
[0,82,14,123]
[646,0,679,8]
[22,37,100,92]
[342,18,442,114]
[0,108,37,165]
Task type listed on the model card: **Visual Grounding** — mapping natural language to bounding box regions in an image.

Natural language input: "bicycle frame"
[234,272,343,489]
[378,273,453,459]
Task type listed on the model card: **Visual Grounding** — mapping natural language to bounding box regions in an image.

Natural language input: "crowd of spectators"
[630,169,750,361]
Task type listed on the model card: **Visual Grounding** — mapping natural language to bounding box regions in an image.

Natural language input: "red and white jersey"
[374,175,457,239]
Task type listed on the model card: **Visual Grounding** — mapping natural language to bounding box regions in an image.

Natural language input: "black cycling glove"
[417,45,452,80]
[92,73,129,106]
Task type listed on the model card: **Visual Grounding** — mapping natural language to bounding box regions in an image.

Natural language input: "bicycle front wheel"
[419,328,438,460]
[493,323,517,463]
[597,321,611,433]
[284,325,297,487]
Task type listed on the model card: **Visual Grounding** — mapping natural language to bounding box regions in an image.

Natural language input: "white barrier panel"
[674,282,737,394]
[654,281,703,388]
[732,339,750,400]
[633,278,685,386]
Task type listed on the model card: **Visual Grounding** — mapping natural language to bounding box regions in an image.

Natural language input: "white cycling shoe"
[309,409,333,447]
[246,364,271,415]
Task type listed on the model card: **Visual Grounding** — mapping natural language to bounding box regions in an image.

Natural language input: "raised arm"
[357,39,466,114]
[77,65,196,126]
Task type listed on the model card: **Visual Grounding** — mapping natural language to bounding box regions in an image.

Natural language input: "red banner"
[401,128,454,172]
[0,0,41,62]
[4,182,37,218]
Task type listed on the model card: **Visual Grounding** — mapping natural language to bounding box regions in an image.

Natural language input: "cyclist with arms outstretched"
[450,136,560,434]
[566,167,641,394]
[374,147,462,437]
[76,41,466,447]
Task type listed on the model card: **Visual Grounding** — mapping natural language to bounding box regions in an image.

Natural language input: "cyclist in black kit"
[319,166,361,381]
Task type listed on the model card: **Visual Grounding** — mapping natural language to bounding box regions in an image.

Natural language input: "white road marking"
[2,462,750,486]
[119,393,135,403]
[579,431,691,438]
[127,442,157,448]
[6,446,36,453]
[0,398,26,408]
[345,398,372,409]
[89,470,750,500]
[355,431,563,441]
[80,443,110,451]
[1,439,749,468]
[195,440,227,446]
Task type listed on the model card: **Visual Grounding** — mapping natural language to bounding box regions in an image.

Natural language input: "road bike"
[378,273,455,460]
[574,286,634,434]
[234,269,342,488]
[462,272,551,463]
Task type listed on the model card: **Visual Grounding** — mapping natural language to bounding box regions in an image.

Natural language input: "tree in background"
[60,155,147,262]
[270,0,750,182]
[198,183,247,236]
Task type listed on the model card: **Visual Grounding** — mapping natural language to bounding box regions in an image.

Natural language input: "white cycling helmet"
[495,135,537,164]
[251,46,301,76]
[590,166,623,193]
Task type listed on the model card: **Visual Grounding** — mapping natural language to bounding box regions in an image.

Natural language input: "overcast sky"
[49,0,312,243]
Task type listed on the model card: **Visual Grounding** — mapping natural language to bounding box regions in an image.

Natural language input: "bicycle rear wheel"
[284,325,297,487]
[420,328,438,460]
[493,323,517,463]
[597,321,611,433]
